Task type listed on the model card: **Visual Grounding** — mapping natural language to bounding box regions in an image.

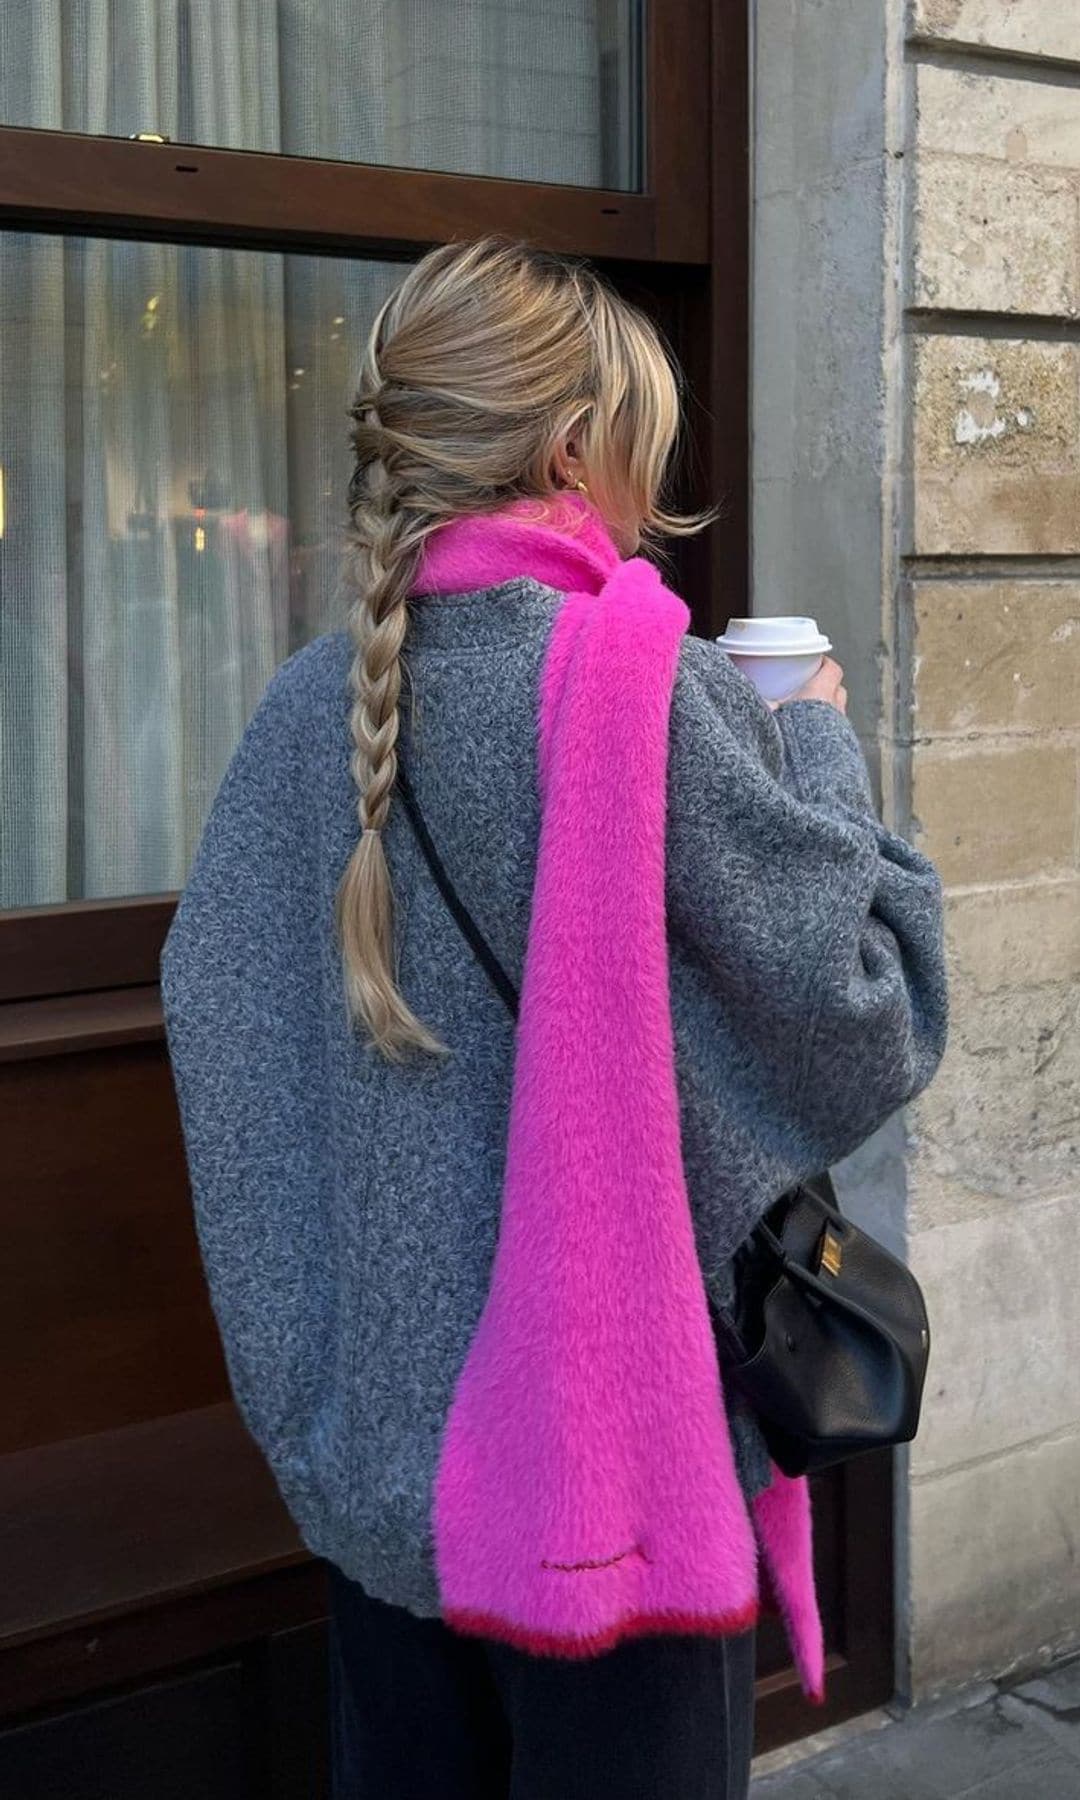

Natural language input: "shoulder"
[239,630,353,757]
[203,632,353,818]
[671,631,785,781]
[260,629,352,715]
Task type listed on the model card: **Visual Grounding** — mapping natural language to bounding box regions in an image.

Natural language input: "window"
[1,238,403,908]
[0,0,744,986]
[0,1,644,189]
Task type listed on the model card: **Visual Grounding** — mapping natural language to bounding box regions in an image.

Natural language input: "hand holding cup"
[715,616,847,714]
[767,654,848,715]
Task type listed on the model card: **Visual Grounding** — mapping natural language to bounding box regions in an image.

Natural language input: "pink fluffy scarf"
[411,493,825,1705]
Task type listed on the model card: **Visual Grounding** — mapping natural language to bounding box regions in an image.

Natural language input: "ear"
[551,425,579,488]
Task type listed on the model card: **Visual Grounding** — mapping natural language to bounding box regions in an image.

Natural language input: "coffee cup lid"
[715,616,832,656]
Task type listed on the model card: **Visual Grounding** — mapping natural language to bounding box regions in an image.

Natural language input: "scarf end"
[441,1598,760,1661]
[751,1465,827,1707]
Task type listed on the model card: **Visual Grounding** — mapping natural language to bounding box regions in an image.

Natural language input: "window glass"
[0,1,644,191]
[0,234,401,908]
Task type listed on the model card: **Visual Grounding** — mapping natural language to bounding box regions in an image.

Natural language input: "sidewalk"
[751,1652,1080,1798]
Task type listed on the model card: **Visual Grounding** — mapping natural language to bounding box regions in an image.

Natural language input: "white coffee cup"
[715,615,832,704]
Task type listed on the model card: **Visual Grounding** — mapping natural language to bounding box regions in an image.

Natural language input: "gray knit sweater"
[160,577,949,1617]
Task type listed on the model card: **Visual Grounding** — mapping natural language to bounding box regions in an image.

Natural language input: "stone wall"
[752,0,1080,1704]
[905,0,1080,1696]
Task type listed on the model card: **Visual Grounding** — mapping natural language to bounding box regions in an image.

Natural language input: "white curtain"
[0,0,637,908]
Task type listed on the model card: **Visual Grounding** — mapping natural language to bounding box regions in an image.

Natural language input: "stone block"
[914,336,1077,470]
[912,579,1080,734]
[915,470,1080,555]
[909,1428,1080,1696]
[909,1195,1080,1476]
[909,877,1080,1227]
[910,974,1080,1202]
[943,880,1080,991]
[911,152,1078,317]
[916,61,1080,171]
[911,738,1077,883]
[912,336,1080,554]
[906,1158,1015,1233]
[911,1,1080,66]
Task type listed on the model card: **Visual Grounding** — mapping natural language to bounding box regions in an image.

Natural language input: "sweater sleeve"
[159,646,334,1493]
[666,638,949,1227]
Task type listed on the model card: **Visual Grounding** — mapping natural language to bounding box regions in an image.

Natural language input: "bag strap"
[395,755,803,1266]
[395,760,521,1023]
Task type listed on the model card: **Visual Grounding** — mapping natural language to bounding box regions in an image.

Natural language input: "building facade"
[0,3,1076,1788]
[753,0,1080,1700]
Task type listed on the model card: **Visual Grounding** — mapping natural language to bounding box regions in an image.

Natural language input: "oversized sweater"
[160,576,949,1621]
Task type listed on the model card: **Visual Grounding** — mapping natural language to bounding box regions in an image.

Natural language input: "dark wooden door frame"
[0,0,896,1759]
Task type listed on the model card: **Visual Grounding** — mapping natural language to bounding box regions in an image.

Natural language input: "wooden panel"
[0,1561,327,1725]
[0,1039,223,1451]
[0,898,175,1004]
[0,1405,302,1650]
[0,988,164,1063]
[648,0,711,261]
[0,1601,330,1797]
[0,126,670,263]
[0,1661,256,1800]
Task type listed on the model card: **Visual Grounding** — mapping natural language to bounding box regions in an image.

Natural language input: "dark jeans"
[326,1560,757,1800]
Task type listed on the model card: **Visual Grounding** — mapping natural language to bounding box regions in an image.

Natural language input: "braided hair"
[335,238,706,1058]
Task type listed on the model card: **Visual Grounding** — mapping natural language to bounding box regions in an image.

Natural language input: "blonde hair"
[335,235,708,1059]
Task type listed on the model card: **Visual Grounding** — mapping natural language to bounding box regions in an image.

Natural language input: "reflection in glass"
[0,236,402,907]
[0,1,643,191]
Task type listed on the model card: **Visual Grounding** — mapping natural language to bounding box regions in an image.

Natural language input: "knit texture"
[160,574,949,1684]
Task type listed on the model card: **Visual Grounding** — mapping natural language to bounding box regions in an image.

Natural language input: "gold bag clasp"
[818,1228,843,1278]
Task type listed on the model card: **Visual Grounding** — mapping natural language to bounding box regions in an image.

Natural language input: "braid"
[334,236,702,1058]
[335,391,445,1059]
[350,463,411,835]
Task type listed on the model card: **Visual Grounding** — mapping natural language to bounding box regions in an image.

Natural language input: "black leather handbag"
[395,762,932,1481]
[706,1172,931,1476]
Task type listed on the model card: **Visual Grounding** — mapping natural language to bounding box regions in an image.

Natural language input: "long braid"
[335,371,445,1058]
[334,237,705,1058]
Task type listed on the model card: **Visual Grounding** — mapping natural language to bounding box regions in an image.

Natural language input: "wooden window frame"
[0,0,748,1015]
[0,3,708,260]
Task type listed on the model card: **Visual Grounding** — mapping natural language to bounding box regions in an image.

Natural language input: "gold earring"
[574,478,589,496]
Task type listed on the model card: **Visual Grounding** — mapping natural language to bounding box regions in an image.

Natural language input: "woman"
[161,238,948,1799]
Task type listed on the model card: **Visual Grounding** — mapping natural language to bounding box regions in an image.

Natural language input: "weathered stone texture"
[911,975,1080,1199]
[942,880,1080,992]
[911,153,1078,316]
[912,336,1080,554]
[912,580,1080,734]
[911,0,1080,65]
[910,1194,1080,1476]
[917,61,1080,169]
[911,738,1077,883]
[907,874,1080,1230]
[909,1426,1080,1694]
[915,337,1076,468]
